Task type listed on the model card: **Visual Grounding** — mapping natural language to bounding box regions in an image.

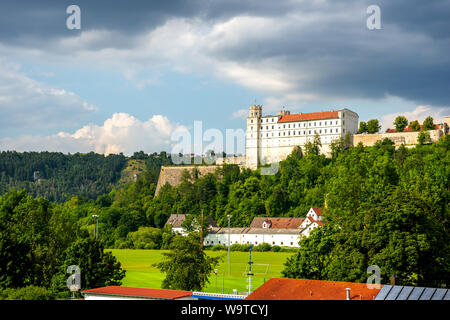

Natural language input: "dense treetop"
[0,135,448,288]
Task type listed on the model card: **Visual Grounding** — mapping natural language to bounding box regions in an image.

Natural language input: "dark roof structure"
[374,285,450,300]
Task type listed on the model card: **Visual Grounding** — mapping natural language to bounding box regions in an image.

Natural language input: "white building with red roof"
[245,104,359,169]
[203,208,325,248]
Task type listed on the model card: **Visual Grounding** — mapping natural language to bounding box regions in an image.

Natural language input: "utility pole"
[92,215,98,239]
[246,245,254,295]
[200,208,204,246]
[227,214,232,276]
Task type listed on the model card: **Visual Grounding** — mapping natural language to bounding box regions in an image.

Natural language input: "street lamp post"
[227,214,232,276]
[92,215,98,239]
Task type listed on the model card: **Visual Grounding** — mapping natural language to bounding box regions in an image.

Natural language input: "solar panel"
[374,285,392,300]
[386,285,403,300]
[408,287,425,300]
[396,286,414,300]
[444,290,450,301]
[419,288,436,300]
[431,288,447,300]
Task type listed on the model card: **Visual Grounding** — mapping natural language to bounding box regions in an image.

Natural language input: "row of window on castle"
[249,128,345,139]
[253,128,344,138]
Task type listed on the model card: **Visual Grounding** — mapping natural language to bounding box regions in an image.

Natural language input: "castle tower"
[245,104,262,169]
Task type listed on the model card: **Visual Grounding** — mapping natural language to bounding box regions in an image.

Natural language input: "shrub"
[0,286,56,300]
[210,244,227,251]
[271,245,281,252]
[253,243,272,252]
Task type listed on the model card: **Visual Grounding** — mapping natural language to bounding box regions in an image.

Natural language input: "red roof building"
[277,111,339,123]
[81,286,193,300]
[245,278,382,300]
[250,217,305,229]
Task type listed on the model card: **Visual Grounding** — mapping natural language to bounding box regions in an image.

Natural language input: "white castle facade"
[245,104,359,169]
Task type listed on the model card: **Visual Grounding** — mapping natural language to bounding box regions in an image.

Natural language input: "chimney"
[345,288,351,300]
[390,275,396,285]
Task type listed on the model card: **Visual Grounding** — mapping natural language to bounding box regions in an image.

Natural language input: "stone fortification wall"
[352,129,443,147]
[155,165,219,195]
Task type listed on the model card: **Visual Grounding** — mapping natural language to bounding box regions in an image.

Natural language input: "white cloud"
[0,59,98,131]
[0,113,188,155]
[381,105,449,131]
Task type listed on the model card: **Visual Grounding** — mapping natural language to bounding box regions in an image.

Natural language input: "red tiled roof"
[278,111,339,123]
[164,214,186,228]
[250,217,305,229]
[385,124,440,133]
[81,286,192,300]
[245,278,381,300]
[311,207,322,216]
[165,214,217,228]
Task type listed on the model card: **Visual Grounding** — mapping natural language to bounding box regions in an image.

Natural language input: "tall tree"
[154,233,221,291]
[422,116,435,130]
[367,119,381,133]
[394,116,409,132]
[358,121,368,134]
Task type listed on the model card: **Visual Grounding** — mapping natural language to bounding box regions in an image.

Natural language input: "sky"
[0,0,449,155]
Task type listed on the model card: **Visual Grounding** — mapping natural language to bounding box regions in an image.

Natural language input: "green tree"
[417,130,432,145]
[154,233,221,291]
[409,120,420,132]
[128,226,163,249]
[0,189,76,289]
[367,119,381,133]
[422,116,435,130]
[394,116,409,132]
[51,238,126,293]
[282,225,337,280]
[358,121,368,134]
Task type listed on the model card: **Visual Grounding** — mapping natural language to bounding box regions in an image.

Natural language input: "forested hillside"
[0,151,172,202]
[0,136,448,288]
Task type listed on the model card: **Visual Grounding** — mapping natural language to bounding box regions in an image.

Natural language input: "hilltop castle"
[244,104,359,169]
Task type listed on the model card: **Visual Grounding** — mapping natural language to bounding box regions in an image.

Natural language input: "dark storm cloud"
[0,0,296,45]
[0,0,449,108]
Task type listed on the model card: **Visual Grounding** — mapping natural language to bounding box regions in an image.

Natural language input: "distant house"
[245,278,381,300]
[204,208,325,248]
[165,214,217,235]
[306,207,323,221]
[81,286,193,300]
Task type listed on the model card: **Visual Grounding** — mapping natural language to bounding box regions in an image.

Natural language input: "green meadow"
[108,249,295,294]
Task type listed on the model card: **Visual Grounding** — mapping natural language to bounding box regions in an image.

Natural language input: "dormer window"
[262,220,272,229]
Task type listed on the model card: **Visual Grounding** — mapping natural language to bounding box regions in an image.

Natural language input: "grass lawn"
[108,249,295,294]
